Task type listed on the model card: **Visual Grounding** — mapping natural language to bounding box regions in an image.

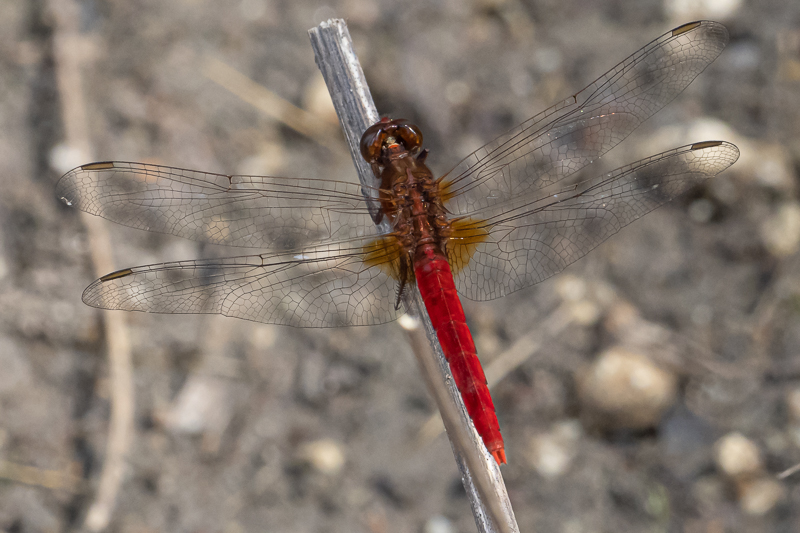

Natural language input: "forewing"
[452,141,739,301]
[442,21,729,216]
[82,238,403,327]
[56,161,379,249]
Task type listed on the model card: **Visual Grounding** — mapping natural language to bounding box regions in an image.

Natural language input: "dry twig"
[49,1,135,530]
[201,57,344,152]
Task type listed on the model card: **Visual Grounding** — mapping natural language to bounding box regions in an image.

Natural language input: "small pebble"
[160,375,233,436]
[577,347,677,429]
[423,515,455,533]
[664,0,743,21]
[738,476,785,516]
[296,438,345,475]
[526,421,581,479]
[49,143,87,174]
[714,432,762,477]
[555,275,587,302]
[568,301,601,327]
[603,301,639,335]
[760,202,800,258]
[754,149,794,191]
[786,388,800,422]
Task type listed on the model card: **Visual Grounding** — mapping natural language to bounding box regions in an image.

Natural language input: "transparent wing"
[56,161,381,250]
[82,237,403,327]
[452,141,740,300]
[442,20,729,216]
[58,161,404,326]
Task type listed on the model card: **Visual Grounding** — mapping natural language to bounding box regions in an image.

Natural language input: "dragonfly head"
[360,118,423,164]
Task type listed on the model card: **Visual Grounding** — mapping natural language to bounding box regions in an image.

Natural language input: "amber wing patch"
[362,236,406,281]
[447,218,491,275]
[438,178,456,204]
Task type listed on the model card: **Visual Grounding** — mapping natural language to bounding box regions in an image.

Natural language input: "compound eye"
[359,121,388,163]
[396,123,423,152]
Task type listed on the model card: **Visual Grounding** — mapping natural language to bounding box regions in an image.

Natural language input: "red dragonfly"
[57,21,739,465]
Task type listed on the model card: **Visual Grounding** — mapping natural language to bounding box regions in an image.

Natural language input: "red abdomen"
[414,245,506,464]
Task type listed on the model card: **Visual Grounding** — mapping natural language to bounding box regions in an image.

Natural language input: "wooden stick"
[308,19,518,533]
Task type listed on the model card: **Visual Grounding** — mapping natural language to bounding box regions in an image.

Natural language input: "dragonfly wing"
[56,161,379,249]
[82,238,402,327]
[451,141,739,301]
[442,21,729,216]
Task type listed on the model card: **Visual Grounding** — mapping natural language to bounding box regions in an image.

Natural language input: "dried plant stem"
[201,56,344,152]
[308,19,518,533]
[49,0,135,530]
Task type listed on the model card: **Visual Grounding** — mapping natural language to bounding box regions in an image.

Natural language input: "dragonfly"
[57,20,739,465]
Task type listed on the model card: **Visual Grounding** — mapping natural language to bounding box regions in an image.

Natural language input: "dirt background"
[1,0,800,532]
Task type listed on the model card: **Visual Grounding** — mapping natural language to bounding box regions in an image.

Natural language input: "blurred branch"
[49,0,135,530]
[308,19,518,533]
[201,57,345,153]
[777,462,800,480]
[0,460,82,492]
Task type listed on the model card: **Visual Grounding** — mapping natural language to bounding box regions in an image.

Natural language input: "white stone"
[569,300,601,327]
[738,477,785,516]
[297,438,346,475]
[424,515,455,533]
[555,274,587,302]
[761,203,800,258]
[786,388,800,422]
[664,0,743,20]
[527,421,582,478]
[577,347,677,429]
[714,432,762,477]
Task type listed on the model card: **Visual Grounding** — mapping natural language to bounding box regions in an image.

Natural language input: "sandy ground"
[1,0,800,531]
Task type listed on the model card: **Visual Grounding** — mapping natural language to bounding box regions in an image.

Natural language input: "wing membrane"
[82,238,403,327]
[453,141,740,300]
[442,20,729,216]
[56,161,380,250]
